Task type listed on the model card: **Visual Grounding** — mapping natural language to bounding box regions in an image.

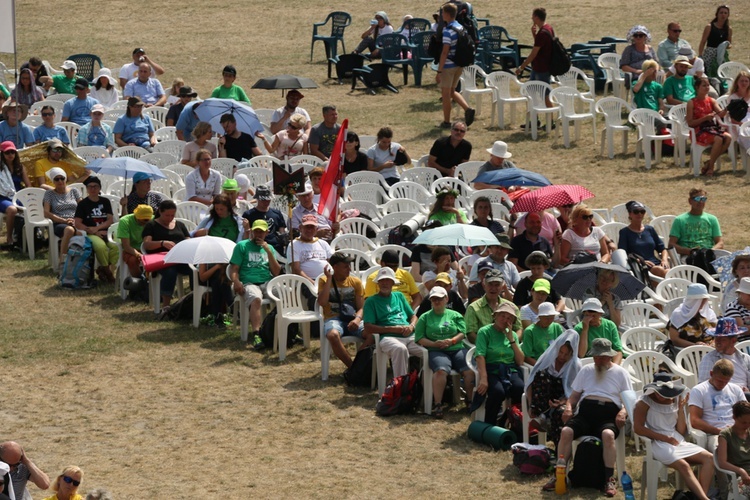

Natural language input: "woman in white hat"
[42,166,82,264]
[667,283,718,348]
[726,277,750,328]
[88,68,119,110]
[633,373,714,500]
[353,11,393,58]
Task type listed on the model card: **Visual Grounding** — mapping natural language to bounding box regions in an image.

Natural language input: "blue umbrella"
[86,157,167,180]
[194,98,263,137]
[471,167,552,187]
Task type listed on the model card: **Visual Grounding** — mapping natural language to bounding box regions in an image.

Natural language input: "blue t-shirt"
[123,78,165,105]
[618,225,665,264]
[442,20,462,69]
[175,101,201,139]
[32,125,71,144]
[62,96,99,126]
[113,115,154,144]
[0,121,34,148]
[77,122,114,148]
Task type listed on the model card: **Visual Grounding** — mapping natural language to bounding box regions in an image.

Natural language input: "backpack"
[428,23,476,67]
[686,248,717,287]
[567,436,606,489]
[512,444,554,475]
[375,368,423,416]
[258,308,299,349]
[498,403,525,444]
[627,253,652,291]
[343,344,374,387]
[159,291,197,321]
[59,235,95,289]
[545,29,571,76]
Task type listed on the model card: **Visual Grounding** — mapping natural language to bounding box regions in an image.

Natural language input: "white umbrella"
[412,224,498,247]
[163,236,236,265]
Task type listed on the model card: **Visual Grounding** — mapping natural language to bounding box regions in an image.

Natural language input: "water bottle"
[622,470,635,500]
[555,455,567,495]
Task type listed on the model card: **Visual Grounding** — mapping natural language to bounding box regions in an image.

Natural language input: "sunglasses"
[53,177,65,182]
[633,33,646,38]
[631,209,646,215]
[581,214,594,220]
[452,128,466,133]
[287,124,301,130]
[693,196,708,202]
[671,29,682,33]
[62,476,80,487]
[2,150,16,155]
[51,148,64,153]
[41,112,54,117]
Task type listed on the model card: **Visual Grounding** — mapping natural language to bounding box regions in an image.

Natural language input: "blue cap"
[133,172,152,183]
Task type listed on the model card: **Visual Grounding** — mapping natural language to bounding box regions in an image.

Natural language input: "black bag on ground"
[343,344,374,387]
[567,436,606,490]
[258,308,299,348]
[159,292,195,321]
[686,248,717,287]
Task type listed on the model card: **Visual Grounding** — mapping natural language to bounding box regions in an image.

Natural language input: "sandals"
[542,476,557,492]
[701,161,715,177]
[433,403,444,419]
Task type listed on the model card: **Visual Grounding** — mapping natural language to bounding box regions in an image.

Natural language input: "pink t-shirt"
[515,211,561,243]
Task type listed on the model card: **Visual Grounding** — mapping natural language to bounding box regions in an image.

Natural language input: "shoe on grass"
[541,476,557,492]
[603,476,617,497]
[439,121,452,129]
[252,334,266,351]
[465,107,476,126]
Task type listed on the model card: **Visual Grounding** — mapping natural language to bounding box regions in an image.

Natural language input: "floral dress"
[529,368,566,447]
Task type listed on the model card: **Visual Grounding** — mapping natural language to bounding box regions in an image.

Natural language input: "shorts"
[428,348,469,373]
[530,70,551,87]
[53,223,71,237]
[324,318,364,338]
[565,399,621,439]
[242,282,267,303]
[0,196,12,213]
[439,66,463,90]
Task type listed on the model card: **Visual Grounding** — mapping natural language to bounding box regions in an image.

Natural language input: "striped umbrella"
[510,184,595,214]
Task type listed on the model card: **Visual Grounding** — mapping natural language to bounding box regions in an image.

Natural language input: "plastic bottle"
[555,455,567,495]
[622,470,635,500]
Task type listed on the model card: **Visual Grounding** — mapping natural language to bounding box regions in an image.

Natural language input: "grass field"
[1,0,749,498]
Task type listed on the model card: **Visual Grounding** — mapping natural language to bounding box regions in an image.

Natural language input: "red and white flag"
[317,119,348,223]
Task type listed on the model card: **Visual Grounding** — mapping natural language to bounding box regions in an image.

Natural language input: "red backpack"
[376,369,423,416]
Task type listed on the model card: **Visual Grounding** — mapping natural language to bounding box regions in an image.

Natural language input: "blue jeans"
[324,318,364,338]
[158,264,192,298]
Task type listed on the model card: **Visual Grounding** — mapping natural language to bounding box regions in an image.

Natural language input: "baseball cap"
[178,86,198,98]
[61,60,77,71]
[74,77,89,90]
[132,48,146,55]
[222,65,237,76]
[329,252,355,266]
[484,269,505,284]
[132,172,152,183]
[434,272,452,285]
[375,267,400,284]
[532,278,551,294]
[476,260,494,274]
[84,175,102,187]
[493,302,517,317]
[251,220,269,231]
[91,104,105,114]
[254,185,273,200]
[301,214,318,226]
[429,287,448,299]
[222,178,240,192]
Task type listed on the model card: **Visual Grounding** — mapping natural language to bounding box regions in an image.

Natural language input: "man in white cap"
[473,141,516,190]
[574,298,623,363]
[663,55,696,106]
[62,78,100,126]
[288,214,333,283]
[363,266,420,376]
[46,60,79,94]
[550,338,632,497]
[290,182,336,240]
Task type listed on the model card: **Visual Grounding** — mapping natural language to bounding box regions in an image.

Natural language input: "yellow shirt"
[364,268,420,305]
[32,158,85,186]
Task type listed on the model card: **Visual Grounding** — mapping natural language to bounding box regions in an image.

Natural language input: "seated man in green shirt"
[44,60,79,94]
[663,56,696,106]
[211,65,250,104]
[465,269,521,344]
[668,187,723,260]
[522,302,564,365]
[574,298,623,364]
[363,267,419,379]
[116,204,153,279]
[229,219,281,348]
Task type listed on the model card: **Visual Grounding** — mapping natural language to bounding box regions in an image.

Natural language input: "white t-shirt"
[668,57,706,77]
[119,62,156,83]
[270,106,311,129]
[570,363,632,407]
[563,226,606,261]
[520,304,539,324]
[689,380,746,429]
[288,238,333,279]
[366,142,402,180]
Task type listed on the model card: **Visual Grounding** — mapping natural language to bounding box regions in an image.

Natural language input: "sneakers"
[439,121,452,129]
[214,314,226,330]
[252,334,266,351]
[465,107,476,127]
[542,476,557,492]
[603,476,617,497]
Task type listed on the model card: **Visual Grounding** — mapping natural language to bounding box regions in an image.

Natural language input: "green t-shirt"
[475,323,519,365]
[574,318,622,355]
[415,309,466,351]
[363,292,414,338]
[662,75,695,103]
[719,427,750,474]
[52,74,77,94]
[465,296,521,336]
[521,322,564,360]
[229,239,275,285]
[428,209,467,225]
[115,214,147,248]
[633,80,663,112]
[0,83,9,99]
[210,84,250,104]
[209,215,239,242]
[669,211,721,250]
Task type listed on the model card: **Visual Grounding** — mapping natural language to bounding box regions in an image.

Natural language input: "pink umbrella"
[509,185,595,213]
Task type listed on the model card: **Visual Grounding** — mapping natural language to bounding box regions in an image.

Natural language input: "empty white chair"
[175,201,209,225]
[549,87,596,148]
[139,152,177,169]
[556,66,595,99]
[629,108,675,170]
[655,278,694,302]
[381,198,425,215]
[485,71,526,129]
[152,140,186,158]
[717,61,750,90]
[57,121,81,148]
[399,167,440,190]
[620,303,669,332]
[665,265,722,293]
[74,146,109,162]
[154,126,178,142]
[345,183,390,205]
[12,188,49,260]
[112,145,149,159]
[459,65,492,116]
[266,275,320,361]
[330,233,377,253]
[242,155,276,170]
[599,222,626,246]
[455,161,484,185]
[210,158,237,178]
[388,181,431,204]
[596,97,633,159]
[520,81,560,140]
[338,217,380,238]
[143,106,168,124]
[598,53,624,98]
[288,154,325,167]
[620,327,668,357]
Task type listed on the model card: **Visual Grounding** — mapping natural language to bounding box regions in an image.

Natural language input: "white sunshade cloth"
[163,236,236,265]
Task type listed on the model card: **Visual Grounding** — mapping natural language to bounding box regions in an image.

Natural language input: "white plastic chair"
[343,170,391,190]
[12,188,49,260]
[154,126,177,142]
[622,350,693,392]
[338,217,380,238]
[152,140,186,158]
[57,121,81,148]
[23,115,44,127]
[381,198,425,215]
[399,167,440,190]
[556,66,595,99]
[164,163,195,180]
[45,93,76,102]
[330,233,377,253]
[713,449,745,500]
[465,347,485,421]
[430,177,474,198]
[189,263,212,328]
[485,71,526,129]
[143,106,168,124]
[455,161,485,185]
[210,158,237,178]
[736,340,750,357]
[379,212,414,229]
[667,104,690,168]
[266,275,321,361]
[665,265,722,293]
[388,181,431,204]
[339,201,382,222]
[675,344,714,388]
[549,87,596,148]
[650,215,675,246]
[233,167,272,188]
[597,53,624,98]
[106,179,128,198]
[596,97,633,159]
[520,81,560,140]
[140,152,178,169]
[321,321,366,381]
[111,100,129,111]
[175,201,209,226]
[288,154,325,167]
[609,203,656,224]
[598,222,626,247]
[344,183,390,205]
[620,327,668,357]
[103,109,124,122]
[717,61,750,91]
[628,108,675,170]
[242,155,276,170]
[253,108,274,126]
[358,135,377,150]
[419,345,462,415]
[620,302,669,332]
[112,145,149,159]
[74,146,109,162]
[459,65,493,117]
[654,278,693,302]
[172,188,187,202]
[30,100,63,120]
[331,248,374,272]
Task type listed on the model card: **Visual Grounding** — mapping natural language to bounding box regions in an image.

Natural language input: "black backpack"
[258,308,299,349]
[343,344,374,387]
[428,20,477,67]
[686,248,717,286]
[568,436,606,489]
[545,29,571,76]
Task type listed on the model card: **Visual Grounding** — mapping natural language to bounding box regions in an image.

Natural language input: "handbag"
[392,147,408,166]
[332,280,357,324]
[141,251,175,273]
[726,98,749,122]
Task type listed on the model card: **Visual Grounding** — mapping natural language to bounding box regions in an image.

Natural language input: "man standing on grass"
[436,2,475,129]
[515,7,555,117]
[427,119,472,177]
[0,441,50,499]
[668,187,723,260]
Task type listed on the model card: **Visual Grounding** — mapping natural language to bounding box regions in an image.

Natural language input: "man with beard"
[574,298,623,364]
[544,338,632,497]
[663,55,696,106]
